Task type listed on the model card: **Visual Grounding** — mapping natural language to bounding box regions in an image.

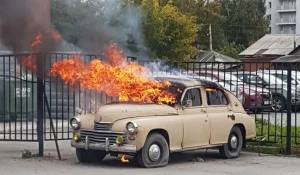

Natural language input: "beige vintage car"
[70,76,256,168]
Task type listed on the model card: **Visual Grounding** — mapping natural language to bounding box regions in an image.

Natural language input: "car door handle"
[227,108,232,111]
[201,109,206,113]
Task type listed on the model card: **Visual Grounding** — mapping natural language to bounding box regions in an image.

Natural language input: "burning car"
[70,77,256,168]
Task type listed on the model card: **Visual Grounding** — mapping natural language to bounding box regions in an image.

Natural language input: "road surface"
[0,141,299,175]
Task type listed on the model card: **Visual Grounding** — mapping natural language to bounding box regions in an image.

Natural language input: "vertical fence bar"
[2,56,6,140]
[286,63,292,155]
[37,53,44,157]
[20,57,23,140]
[8,56,11,140]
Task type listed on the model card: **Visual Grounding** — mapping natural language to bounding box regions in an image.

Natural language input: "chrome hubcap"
[230,135,238,149]
[148,144,161,161]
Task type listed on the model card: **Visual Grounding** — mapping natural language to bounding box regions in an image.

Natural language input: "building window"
[269,2,271,8]
[268,14,271,21]
[268,27,271,33]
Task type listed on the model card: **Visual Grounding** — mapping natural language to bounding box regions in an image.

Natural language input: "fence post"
[37,54,44,157]
[286,63,292,155]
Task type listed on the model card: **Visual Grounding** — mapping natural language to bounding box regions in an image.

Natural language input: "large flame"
[19,30,176,104]
[49,43,176,104]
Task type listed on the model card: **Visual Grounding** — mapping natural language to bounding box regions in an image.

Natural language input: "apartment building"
[265,0,300,34]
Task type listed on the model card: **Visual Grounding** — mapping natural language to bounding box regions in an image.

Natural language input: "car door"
[204,87,235,145]
[180,87,210,149]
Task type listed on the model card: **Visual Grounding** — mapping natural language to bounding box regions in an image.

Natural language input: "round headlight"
[126,121,138,134]
[70,117,81,130]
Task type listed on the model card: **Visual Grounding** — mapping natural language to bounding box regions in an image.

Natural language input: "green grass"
[21,150,39,159]
[251,119,300,155]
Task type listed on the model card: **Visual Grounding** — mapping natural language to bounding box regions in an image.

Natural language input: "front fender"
[112,116,183,152]
[74,114,95,130]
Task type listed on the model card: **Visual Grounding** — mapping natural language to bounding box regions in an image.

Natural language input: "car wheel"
[136,133,169,168]
[271,96,285,112]
[76,148,107,163]
[219,126,243,159]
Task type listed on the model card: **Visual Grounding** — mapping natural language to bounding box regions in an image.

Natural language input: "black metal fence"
[0,53,299,155]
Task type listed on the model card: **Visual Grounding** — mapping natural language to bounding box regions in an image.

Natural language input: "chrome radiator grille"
[94,121,111,131]
[80,130,126,144]
[80,121,126,145]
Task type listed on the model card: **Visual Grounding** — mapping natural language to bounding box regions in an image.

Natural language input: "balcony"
[276,5,296,12]
[276,18,296,25]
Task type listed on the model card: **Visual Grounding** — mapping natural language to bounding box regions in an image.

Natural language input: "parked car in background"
[70,76,256,168]
[192,71,272,113]
[260,70,300,86]
[233,71,300,112]
[188,75,245,106]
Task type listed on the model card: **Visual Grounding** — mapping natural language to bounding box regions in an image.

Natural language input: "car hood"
[94,103,178,123]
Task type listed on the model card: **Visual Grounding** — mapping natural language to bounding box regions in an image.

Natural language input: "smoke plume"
[0,0,58,53]
[57,0,149,57]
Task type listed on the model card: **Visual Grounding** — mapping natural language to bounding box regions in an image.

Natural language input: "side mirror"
[182,100,193,108]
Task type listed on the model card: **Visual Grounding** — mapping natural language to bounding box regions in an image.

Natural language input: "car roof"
[154,76,222,88]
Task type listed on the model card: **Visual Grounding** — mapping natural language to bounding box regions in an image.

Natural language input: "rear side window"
[206,88,228,105]
[182,88,202,106]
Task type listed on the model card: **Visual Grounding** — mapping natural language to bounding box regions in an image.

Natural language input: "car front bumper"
[71,137,137,153]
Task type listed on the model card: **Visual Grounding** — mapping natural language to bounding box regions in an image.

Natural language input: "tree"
[155,0,226,50]
[219,0,269,48]
[141,0,199,63]
[218,42,244,59]
[195,1,225,50]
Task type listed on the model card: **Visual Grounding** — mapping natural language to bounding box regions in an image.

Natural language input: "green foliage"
[22,150,39,159]
[255,118,300,155]
[219,0,269,48]
[141,0,199,63]
[218,42,244,59]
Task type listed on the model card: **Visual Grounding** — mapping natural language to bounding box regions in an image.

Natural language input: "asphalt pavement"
[0,140,299,175]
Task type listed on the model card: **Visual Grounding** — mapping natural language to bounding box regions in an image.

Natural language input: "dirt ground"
[0,140,299,175]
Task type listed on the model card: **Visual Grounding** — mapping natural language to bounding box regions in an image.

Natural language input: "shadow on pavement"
[72,149,227,169]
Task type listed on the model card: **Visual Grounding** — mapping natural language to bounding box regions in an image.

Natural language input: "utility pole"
[209,24,213,51]
[207,0,212,51]
[293,27,296,49]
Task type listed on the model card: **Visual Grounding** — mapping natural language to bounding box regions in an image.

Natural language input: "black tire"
[136,133,169,168]
[271,96,285,112]
[219,126,243,159]
[76,148,107,163]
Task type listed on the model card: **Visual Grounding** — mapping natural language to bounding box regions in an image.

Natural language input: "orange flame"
[20,29,61,73]
[49,44,176,104]
[120,155,129,163]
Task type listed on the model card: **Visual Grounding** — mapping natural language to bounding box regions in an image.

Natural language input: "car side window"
[182,88,202,107]
[206,88,228,106]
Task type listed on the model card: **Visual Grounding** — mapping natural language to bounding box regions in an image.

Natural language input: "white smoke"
[60,0,149,58]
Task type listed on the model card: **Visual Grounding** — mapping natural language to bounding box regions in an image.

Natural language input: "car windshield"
[161,84,184,105]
